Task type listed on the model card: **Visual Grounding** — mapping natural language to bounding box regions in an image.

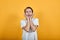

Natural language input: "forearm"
[23,20,30,32]
[31,25,37,32]
[30,21,37,32]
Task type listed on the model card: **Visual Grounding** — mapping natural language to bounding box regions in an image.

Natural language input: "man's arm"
[30,18,38,32]
[22,19,30,32]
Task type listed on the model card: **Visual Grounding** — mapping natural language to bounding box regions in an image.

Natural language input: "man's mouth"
[27,15,31,17]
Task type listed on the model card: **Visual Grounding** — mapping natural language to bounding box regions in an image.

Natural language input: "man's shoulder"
[20,19,26,22]
[32,18,39,21]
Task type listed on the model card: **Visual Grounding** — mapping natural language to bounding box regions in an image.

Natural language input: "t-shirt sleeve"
[20,20,26,28]
[33,18,39,26]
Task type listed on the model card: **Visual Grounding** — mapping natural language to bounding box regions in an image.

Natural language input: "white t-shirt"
[20,18,39,40]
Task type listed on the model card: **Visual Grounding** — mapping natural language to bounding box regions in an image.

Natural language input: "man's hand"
[22,15,30,32]
[23,15,37,32]
[29,16,38,32]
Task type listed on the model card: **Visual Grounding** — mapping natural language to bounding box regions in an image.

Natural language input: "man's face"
[25,8,33,17]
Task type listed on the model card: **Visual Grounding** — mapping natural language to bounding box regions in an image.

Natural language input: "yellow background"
[0,0,60,40]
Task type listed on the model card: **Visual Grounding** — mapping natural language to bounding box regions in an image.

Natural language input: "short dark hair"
[24,7,33,13]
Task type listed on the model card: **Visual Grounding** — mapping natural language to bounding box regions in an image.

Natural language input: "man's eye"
[29,11,31,12]
[26,11,28,13]
[26,11,32,13]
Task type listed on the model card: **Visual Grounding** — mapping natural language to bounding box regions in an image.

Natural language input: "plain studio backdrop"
[0,0,60,40]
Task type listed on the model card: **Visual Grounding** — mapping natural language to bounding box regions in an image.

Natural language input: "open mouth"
[27,15,31,17]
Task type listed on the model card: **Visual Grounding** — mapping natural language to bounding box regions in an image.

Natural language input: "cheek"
[25,13,29,15]
[29,13,33,15]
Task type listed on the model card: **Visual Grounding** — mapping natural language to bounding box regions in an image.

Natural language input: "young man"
[21,7,39,40]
